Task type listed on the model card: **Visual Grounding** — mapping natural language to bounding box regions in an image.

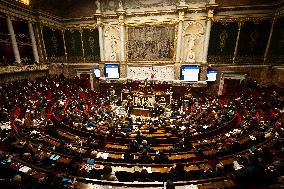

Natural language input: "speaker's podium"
[130,93,153,116]
[131,108,151,117]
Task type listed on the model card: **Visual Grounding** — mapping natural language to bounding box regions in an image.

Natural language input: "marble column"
[98,25,104,61]
[176,20,183,62]
[28,22,39,63]
[33,23,44,63]
[7,16,21,64]
[120,22,126,62]
[202,18,212,63]
[117,12,126,62]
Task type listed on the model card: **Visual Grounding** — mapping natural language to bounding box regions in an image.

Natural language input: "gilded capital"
[179,11,184,22]
[118,14,125,25]
[207,9,214,18]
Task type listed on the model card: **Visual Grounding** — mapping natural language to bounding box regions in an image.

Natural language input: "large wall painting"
[13,20,34,65]
[268,17,284,65]
[208,22,238,64]
[127,24,176,61]
[0,17,13,65]
[42,26,65,63]
[64,30,83,63]
[235,20,271,64]
[82,28,100,62]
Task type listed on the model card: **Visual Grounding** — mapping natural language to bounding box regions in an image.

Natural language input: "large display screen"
[180,65,200,81]
[94,68,100,78]
[105,64,119,79]
[206,70,218,81]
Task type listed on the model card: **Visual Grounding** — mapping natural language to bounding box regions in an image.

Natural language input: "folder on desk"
[19,166,31,173]
[97,152,109,160]
[50,154,60,160]
[87,158,95,165]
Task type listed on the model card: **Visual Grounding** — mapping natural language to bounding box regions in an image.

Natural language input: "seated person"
[169,163,186,181]
[137,169,153,182]
[124,149,134,163]
[101,165,118,181]
[138,150,152,164]
[87,117,96,127]
[154,150,169,164]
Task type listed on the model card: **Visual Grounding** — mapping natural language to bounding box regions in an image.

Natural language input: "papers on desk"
[0,123,11,130]
[19,166,31,173]
[143,166,152,173]
[50,154,60,160]
[233,161,243,170]
[96,152,109,160]
[185,184,198,189]
[86,158,95,165]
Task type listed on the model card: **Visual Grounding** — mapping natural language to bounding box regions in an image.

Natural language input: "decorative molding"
[0,64,48,74]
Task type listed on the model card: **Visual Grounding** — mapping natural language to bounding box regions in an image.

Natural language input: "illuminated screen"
[105,64,119,79]
[180,65,200,81]
[206,70,218,81]
[94,68,100,78]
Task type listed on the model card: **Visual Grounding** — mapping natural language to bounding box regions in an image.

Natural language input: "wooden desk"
[131,108,151,117]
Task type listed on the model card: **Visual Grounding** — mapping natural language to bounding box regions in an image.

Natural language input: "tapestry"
[64,30,83,63]
[82,28,100,62]
[13,20,33,65]
[127,24,176,61]
[235,20,271,64]
[208,22,238,64]
[268,17,284,65]
[42,26,65,63]
[0,17,14,65]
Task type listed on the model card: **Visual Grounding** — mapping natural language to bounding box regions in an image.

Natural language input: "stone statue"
[179,0,186,6]
[186,36,195,62]
[95,0,101,13]
[118,0,124,10]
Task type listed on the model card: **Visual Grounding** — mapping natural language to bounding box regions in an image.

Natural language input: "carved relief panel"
[127,65,174,80]
[104,25,121,61]
[182,21,205,63]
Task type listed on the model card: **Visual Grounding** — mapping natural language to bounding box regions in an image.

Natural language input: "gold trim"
[80,28,86,63]
[263,17,276,64]
[232,22,243,64]
[62,30,67,63]
[65,24,98,30]
[214,17,271,23]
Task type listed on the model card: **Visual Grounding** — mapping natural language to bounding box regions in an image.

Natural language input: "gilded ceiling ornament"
[219,30,228,52]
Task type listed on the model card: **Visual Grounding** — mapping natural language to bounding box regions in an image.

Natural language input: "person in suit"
[137,169,153,182]
[154,150,169,164]
[138,150,152,164]
[101,165,118,181]
[169,163,186,181]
